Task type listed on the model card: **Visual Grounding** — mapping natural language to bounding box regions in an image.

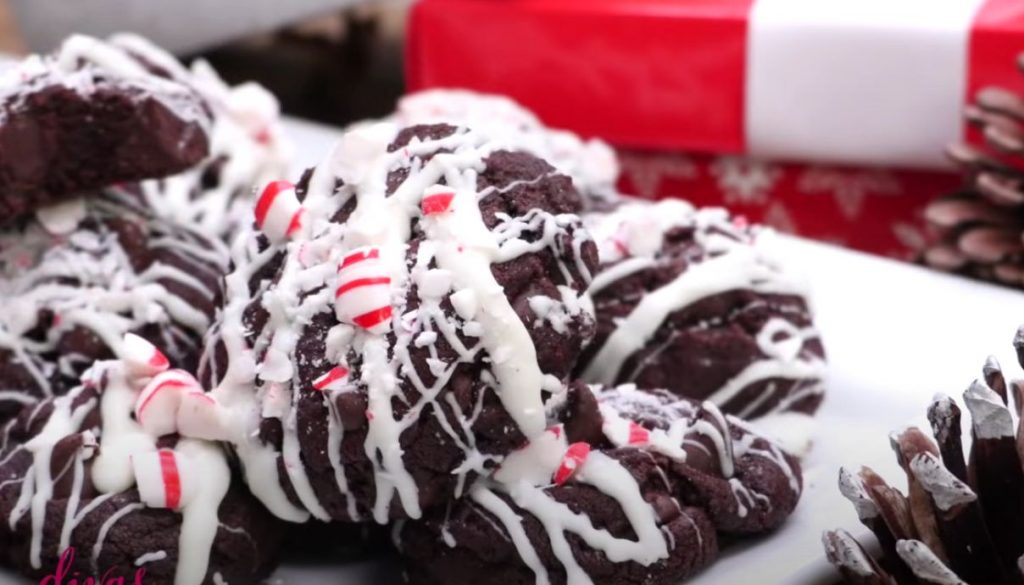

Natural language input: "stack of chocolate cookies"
[0,34,290,584]
[0,40,825,585]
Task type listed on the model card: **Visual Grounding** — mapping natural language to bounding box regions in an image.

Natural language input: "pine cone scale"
[924,197,1021,227]
[957,226,1023,263]
[977,172,1024,207]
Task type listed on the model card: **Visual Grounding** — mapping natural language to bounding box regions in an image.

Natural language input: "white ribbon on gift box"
[746,0,988,169]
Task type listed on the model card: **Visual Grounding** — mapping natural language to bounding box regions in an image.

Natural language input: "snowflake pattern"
[619,152,698,199]
[708,157,782,206]
[797,167,902,220]
[617,152,957,264]
[762,201,798,234]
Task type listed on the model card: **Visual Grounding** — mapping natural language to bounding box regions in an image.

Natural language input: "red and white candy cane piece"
[176,391,230,442]
[338,247,379,270]
[627,421,650,445]
[312,366,350,392]
[133,449,187,510]
[611,237,629,258]
[134,369,202,438]
[335,246,393,335]
[121,333,169,379]
[255,180,305,244]
[553,442,591,486]
[421,185,455,216]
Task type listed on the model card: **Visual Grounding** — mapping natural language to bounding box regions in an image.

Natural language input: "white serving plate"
[4,117,1023,584]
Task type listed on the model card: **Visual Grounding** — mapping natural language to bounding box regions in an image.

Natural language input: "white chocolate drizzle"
[135,550,168,566]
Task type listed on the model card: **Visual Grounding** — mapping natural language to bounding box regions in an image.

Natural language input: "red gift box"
[617,152,961,260]
[407,0,1024,169]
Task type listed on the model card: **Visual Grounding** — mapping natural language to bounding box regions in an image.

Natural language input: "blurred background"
[1,0,1022,287]
[0,0,410,126]
[0,2,19,53]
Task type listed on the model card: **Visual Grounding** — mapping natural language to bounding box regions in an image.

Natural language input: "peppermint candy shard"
[134,369,201,438]
[335,246,393,334]
[421,187,456,216]
[122,333,170,378]
[133,449,184,510]
[335,277,391,299]
[313,366,350,392]
[338,247,380,271]
[553,442,591,486]
[255,180,304,243]
[627,421,650,445]
[352,306,393,333]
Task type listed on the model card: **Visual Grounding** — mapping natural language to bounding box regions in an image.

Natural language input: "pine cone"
[922,55,1024,288]
[824,326,1024,585]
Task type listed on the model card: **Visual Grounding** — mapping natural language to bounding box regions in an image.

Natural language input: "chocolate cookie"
[576,198,826,423]
[194,123,599,524]
[391,90,620,206]
[0,34,212,221]
[0,195,226,421]
[396,382,803,585]
[0,343,284,585]
[107,53,290,239]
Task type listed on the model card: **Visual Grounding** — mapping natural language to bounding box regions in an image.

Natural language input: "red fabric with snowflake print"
[617,151,962,261]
